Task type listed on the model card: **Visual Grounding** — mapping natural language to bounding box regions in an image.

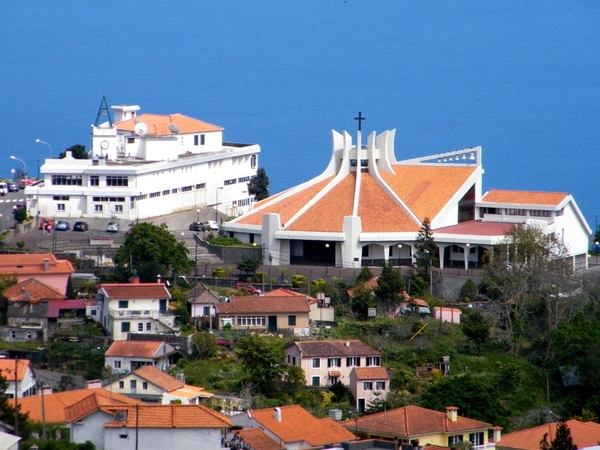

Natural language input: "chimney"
[43,258,50,272]
[446,406,458,422]
[133,276,140,284]
[157,274,162,284]
[345,341,350,347]
[273,407,282,422]
[492,426,502,443]
[85,379,102,389]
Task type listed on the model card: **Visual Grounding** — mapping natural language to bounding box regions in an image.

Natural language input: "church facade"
[222,128,591,271]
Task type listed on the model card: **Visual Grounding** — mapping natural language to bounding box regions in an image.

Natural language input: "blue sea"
[2,2,599,228]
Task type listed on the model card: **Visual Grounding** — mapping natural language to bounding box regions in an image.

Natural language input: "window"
[118,300,129,309]
[311,376,320,387]
[236,316,266,327]
[51,175,82,186]
[142,382,148,390]
[530,209,551,217]
[288,315,296,326]
[90,176,99,186]
[162,190,170,196]
[94,204,103,213]
[194,135,199,146]
[346,357,360,367]
[118,381,124,389]
[327,358,341,368]
[115,204,123,213]
[448,436,463,446]
[251,155,257,169]
[224,178,237,185]
[57,204,65,211]
[312,358,321,368]
[52,195,70,201]
[362,245,369,257]
[366,356,381,366]
[150,192,161,198]
[238,176,251,183]
[505,208,526,216]
[130,380,137,389]
[194,134,205,146]
[127,137,135,144]
[363,381,373,391]
[200,134,205,145]
[114,361,121,369]
[121,322,130,333]
[330,376,339,384]
[146,322,152,331]
[196,183,206,189]
[106,176,128,187]
[375,381,386,391]
[138,323,144,332]
[469,432,484,446]
[181,185,193,192]
[171,188,178,194]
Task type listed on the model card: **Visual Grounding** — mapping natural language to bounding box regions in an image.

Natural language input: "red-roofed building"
[349,366,390,412]
[217,293,310,333]
[105,340,178,373]
[265,288,334,324]
[0,254,74,294]
[97,282,179,340]
[498,419,600,450]
[231,405,356,448]
[285,340,382,388]
[0,359,36,398]
[29,100,259,222]
[343,405,497,448]
[222,130,591,272]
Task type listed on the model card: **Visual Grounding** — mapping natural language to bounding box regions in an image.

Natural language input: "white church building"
[26,99,259,222]
[222,128,591,271]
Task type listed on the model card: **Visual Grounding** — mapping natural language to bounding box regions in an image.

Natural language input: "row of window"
[312,356,381,368]
[363,381,386,391]
[448,432,484,447]
[481,207,557,217]
[118,380,149,390]
[121,322,154,332]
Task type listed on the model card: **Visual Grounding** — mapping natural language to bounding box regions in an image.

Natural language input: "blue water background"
[1,1,599,227]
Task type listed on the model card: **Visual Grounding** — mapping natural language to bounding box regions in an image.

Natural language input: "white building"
[27,99,259,222]
[0,359,36,399]
[223,128,591,271]
[97,281,179,341]
[105,341,178,373]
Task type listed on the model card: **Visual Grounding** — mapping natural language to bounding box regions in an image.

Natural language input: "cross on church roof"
[354,111,366,132]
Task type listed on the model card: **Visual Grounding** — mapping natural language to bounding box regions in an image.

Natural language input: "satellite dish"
[134,122,148,136]
[168,123,180,134]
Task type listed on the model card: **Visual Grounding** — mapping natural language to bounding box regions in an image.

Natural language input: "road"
[0,191,25,233]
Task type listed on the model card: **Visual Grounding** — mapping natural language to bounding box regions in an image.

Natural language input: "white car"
[203,220,219,231]
[106,222,120,233]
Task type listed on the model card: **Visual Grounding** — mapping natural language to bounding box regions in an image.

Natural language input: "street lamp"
[215,187,223,222]
[595,241,599,264]
[397,244,402,267]
[35,139,52,158]
[325,243,330,275]
[424,249,433,295]
[10,156,27,182]
[195,209,200,279]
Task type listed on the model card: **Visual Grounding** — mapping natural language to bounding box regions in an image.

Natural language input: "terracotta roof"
[133,365,184,392]
[186,283,220,304]
[168,385,213,399]
[343,405,491,437]
[264,288,316,303]
[0,254,74,276]
[286,340,380,357]
[381,165,477,222]
[105,341,175,359]
[0,359,33,381]
[236,177,334,227]
[99,283,170,299]
[498,420,600,450]
[3,278,66,303]
[353,367,389,381]
[116,113,223,136]
[434,220,516,236]
[47,299,86,318]
[17,388,140,423]
[481,190,568,206]
[235,428,284,450]
[218,295,310,314]
[103,404,232,428]
[347,277,379,298]
[250,405,356,446]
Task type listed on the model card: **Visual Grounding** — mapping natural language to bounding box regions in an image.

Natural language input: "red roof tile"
[103,404,232,428]
[481,190,568,206]
[353,367,389,380]
[286,340,380,357]
[499,420,600,450]
[434,220,516,236]
[116,113,222,136]
[47,299,86,318]
[133,366,184,392]
[105,341,174,359]
[99,283,170,299]
[3,278,66,303]
[0,254,74,276]
[0,359,33,382]
[218,296,310,314]
[235,429,284,450]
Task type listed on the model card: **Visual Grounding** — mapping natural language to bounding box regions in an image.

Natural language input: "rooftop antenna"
[94,96,113,127]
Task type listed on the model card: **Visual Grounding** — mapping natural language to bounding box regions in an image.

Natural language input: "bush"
[14,208,27,223]
[208,237,242,246]
[212,267,226,278]
[292,274,307,288]
[460,279,478,301]
[16,241,25,249]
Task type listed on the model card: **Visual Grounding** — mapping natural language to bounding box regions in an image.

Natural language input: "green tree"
[237,255,260,277]
[235,334,284,394]
[460,279,478,301]
[66,276,77,299]
[356,267,374,284]
[171,287,190,326]
[281,364,306,397]
[412,218,437,295]
[540,421,576,450]
[113,222,192,282]
[247,167,269,201]
[191,332,218,358]
[374,261,406,315]
[59,144,89,159]
[461,309,492,353]
[0,372,32,439]
[14,208,27,224]
[351,283,378,320]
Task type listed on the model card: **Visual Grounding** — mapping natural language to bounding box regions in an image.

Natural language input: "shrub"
[14,208,27,224]
[16,241,25,249]
[292,274,307,288]
[460,279,478,301]
[212,267,226,278]
[208,237,242,246]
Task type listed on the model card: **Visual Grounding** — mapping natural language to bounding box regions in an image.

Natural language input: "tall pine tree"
[540,422,576,450]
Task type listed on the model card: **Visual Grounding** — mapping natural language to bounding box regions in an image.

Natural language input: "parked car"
[7,183,18,192]
[203,220,219,231]
[73,221,89,232]
[235,282,261,295]
[55,220,70,231]
[106,222,120,233]
[0,183,7,196]
[189,222,203,232]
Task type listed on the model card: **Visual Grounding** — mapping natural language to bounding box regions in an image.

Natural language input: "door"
[159,299,167,313]
[358,398,365,413]
[268,316,277,332]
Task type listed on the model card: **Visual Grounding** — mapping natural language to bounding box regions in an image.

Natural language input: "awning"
[329,371,341,377]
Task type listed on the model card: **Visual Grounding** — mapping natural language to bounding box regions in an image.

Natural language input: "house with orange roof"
[285,340,382,388]
[265,288,334,323]
[349,366,390,413]
[497,419,600,450]
[105,340,178,373]
[106,365,212,405]
[230,405,356,449]
[344,405,499,448]
[97,280,179,340]
[217,292,311,333]
[0,359,36,399]
[222,129,591,272]
[433,306,462,324]
[27,99,259,223]
[0,254,74,295]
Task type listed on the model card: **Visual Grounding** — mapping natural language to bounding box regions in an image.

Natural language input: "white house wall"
[71,410,110,449]
[104,427,223,450]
